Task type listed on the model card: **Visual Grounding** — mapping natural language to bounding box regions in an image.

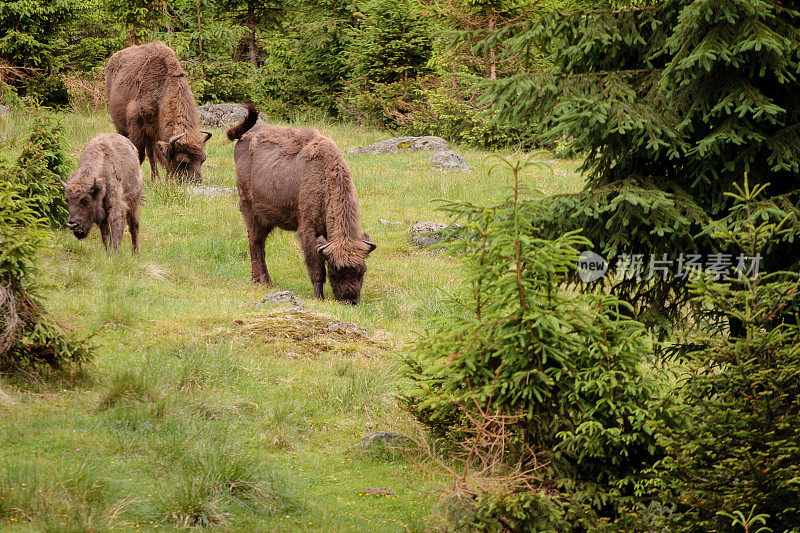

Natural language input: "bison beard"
[228,104,376,304]
[105,41,211,183]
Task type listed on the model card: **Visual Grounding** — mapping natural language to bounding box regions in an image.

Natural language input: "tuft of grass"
[97,370,162,411]
[0,459,125,531]
[155,434,300,529]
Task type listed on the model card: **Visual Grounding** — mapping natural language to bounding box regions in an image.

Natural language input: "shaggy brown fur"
[228,105,376,304]
[64,133,143,253]
[105,41,211,183]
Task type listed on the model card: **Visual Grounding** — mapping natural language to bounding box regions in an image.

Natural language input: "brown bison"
[105,41,211,183]
[227,105,376,304]
[64,133,143,253]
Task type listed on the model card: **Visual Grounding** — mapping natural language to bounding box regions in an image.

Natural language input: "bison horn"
[317,241,332,256]
[169,132,187,147]
[59,179,67,189]
[363,240,377,252]
[202,131,212,142]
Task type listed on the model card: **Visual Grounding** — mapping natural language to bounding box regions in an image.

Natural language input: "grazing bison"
[105,41,211,183]
[227,105,376,304]
[64,133,143,253]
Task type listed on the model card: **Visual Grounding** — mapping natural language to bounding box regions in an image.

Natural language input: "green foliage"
[404,157,663,529]
[477,0,800,331]
[654,178,800,532]
[0,132,90,373]
[11,115,70,228]
[0,0,78,106]
[402,86,532,149]
[195,60,256,104]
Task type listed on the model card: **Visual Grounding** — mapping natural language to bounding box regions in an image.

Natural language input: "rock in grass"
[190,185,237,198]
[327,321,367,336]
[359,431,412,449]
[428,150,468,171]
[408,222,460,248]
[348,136,449,155]
[198,103,267,128]
[0,105,9,116]
[255,291,302,308]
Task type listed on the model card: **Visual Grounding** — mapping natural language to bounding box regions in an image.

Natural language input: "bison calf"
[228,105,376,304]
[64,133,143,253]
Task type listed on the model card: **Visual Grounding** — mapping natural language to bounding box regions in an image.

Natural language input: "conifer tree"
[478,0,800,332]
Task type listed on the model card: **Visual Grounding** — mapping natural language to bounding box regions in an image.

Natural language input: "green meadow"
[0,109,583,532]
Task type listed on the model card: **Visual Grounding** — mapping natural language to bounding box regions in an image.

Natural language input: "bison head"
[318,237,377,305]
[64,175,104,239]
[156,131,212,183]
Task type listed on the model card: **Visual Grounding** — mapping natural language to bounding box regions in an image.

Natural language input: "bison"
[64,133,143,253]
[227,105,376,304]
[105,41,211,183]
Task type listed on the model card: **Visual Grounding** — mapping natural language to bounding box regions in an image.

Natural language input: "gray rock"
[348,136,449,155]
[359,431,412,449]
[409,222,460,248]
[327,321,367,336]
[428,150,468,171]
[190,185,237,198]
[255,291,302,307]
[0,105,9,115]
[198,103,267,128]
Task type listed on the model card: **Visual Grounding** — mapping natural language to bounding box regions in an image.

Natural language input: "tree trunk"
[197,0,203,64]
[163,1,172,33]
[247,0,258,67]
[487,15,497,80]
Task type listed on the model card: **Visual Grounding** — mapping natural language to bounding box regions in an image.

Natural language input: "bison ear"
[202,131,212,143]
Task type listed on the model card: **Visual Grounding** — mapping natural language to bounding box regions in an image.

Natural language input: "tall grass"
[0,107,584,531]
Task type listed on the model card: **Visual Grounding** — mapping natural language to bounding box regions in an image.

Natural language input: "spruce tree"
[478,0,800,333]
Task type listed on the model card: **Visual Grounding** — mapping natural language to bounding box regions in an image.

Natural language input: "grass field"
[0,108,584,532]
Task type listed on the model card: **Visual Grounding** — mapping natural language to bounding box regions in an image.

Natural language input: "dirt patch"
[212,308,392,358]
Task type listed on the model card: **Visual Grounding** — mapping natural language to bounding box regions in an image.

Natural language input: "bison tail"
[227,103,259,141]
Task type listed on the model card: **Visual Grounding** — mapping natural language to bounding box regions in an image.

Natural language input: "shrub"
[401,85,534,149]
[654,178,800,532]
[0,152,90,372]
[404,157,664,529]
[11,115,71,228]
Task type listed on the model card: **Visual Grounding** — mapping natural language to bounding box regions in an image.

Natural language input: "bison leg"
[108,208,125,252]
[240,200,272,284]
[99,220,110,251]
[127,204,140,255]
[145,141,160,180]
[248,224,272,285]
[300,231,326,300]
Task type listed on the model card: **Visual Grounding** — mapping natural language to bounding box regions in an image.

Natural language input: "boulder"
[409,222,460,248]
[198,103,267,128]
[254,291,302,308]
[190,185,237,198]
[359,431,412,450]
[348,136,449,155]
[428,150,468,171]
[0,105,9,116]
